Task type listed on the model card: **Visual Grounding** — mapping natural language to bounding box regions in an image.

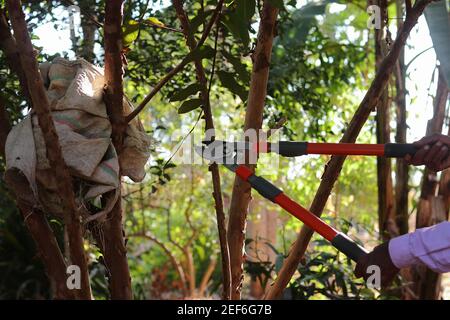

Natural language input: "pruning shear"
[195,140,418,263]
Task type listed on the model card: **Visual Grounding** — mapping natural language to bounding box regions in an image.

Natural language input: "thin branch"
[172,0,231,300]
[405,46,433,71]
[125,0,225,123]
[6,0,91,299]
[197,257,217,297]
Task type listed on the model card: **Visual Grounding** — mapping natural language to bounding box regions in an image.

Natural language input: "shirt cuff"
[388,233,416,269]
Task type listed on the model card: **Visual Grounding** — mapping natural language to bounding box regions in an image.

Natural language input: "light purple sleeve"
[388,221,450,273]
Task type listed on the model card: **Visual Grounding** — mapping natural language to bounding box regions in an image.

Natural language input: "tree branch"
[0,97,11,159]
[100,0,133,300]
[125,0,225,123]
[0,8,30,104]
[19,203,76,299]
[264,0,435,300]
[172,0,231,300]
[227,0,279,300]
[6,0,91,299]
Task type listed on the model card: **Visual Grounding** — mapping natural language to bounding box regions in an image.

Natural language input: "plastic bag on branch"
[4,58,151,222]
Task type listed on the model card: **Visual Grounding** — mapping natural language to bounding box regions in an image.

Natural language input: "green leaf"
[222,0,256,48]
[178,99,203,114]
[169,83,203,102]
[185,45,216,63]
[190,9,213,35]
[147,17,164,26]
[237,0,256,21]
[217,70,248,101]
[222,50,250,83]
[122,20,140,47]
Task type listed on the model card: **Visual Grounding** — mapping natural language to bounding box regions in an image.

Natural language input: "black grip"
[384,143,417,158]
[331,233,368,262]
[247,175,283,202]
[271,141,308,157]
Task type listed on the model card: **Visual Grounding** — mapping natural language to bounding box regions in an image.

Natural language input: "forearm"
[388,221,450,273]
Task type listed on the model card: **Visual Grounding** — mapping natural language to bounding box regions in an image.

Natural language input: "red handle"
[306,143,385,156]
[274,193,338,241]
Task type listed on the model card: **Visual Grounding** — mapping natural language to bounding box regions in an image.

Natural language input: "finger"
[410,145,430,165]
[430,145,449,171]
[413,135,438,148]
[423,141,443,167]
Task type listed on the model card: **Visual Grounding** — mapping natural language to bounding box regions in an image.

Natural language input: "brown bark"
[374,0,396,240]
[227,1,279,300]
[172,0,231,300]
[0,97,11,159]
[19,203,76,299]
[411,69,448,300]
[101,0,132,300]
[265,0,434,299]
[394,0,409,235]
[0,8,29,103]
[7,0,91,299]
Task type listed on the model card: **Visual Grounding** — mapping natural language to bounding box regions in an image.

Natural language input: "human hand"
[405,134,450,171]
[354,241,399,288]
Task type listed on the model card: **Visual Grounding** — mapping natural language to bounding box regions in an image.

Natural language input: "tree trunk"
[227,1,279,299]
[374,0,397,240]
[7,0,91,299]
[101,0,132,300]
[265,0,434,299]
[394,0,409,236]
